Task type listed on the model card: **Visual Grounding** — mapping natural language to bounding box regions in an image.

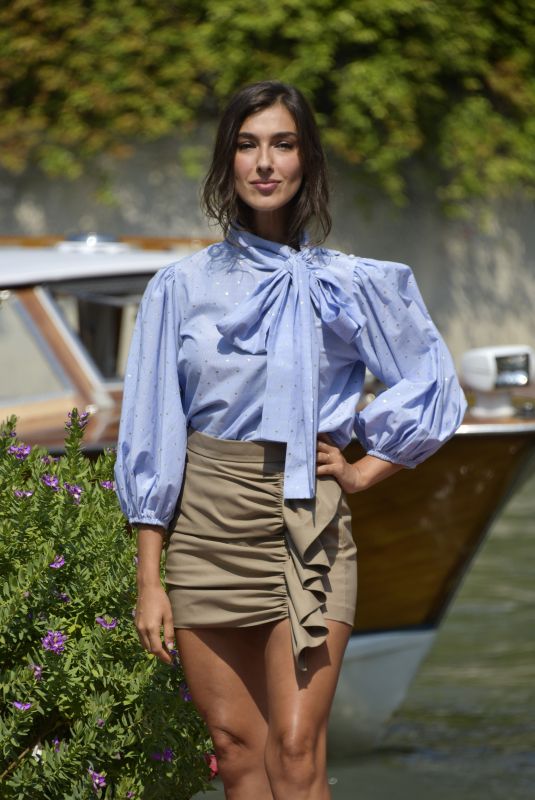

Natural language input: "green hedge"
[1,0,534,211]
[0,411,214,799]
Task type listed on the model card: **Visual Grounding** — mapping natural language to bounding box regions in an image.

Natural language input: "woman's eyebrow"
[237,131,298,139]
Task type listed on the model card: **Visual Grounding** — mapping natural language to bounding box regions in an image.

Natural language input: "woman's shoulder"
[143,243,220,294]
[316,246,414,286]
[157,241,235,282]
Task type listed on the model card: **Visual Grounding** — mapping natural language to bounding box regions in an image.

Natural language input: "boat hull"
[329,424,535,750]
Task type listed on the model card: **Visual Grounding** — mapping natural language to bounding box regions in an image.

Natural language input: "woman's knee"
[265,725,325,786]
[209,720,263,779]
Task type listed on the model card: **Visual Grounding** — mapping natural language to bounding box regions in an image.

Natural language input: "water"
[195,462,535,799]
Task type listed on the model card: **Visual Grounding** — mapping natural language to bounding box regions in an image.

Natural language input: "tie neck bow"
[217,228,364,499]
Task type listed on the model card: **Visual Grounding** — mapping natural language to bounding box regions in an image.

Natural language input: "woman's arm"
[349,258,466,468]
[134,525,175,664]
[316,435,403,493]
[114,266,187,530]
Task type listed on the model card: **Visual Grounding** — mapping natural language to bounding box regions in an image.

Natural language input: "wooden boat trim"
[16,287,113,409]
[457,421,535,435]
[0,235,215,249]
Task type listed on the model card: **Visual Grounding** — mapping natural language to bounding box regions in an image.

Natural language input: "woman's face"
[234,103,303,219]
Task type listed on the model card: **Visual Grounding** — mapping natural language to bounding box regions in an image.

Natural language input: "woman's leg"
[263,618,352,800]
[175,625,275,800]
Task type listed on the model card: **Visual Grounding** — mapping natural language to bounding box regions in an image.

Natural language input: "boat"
[2,234,534,752]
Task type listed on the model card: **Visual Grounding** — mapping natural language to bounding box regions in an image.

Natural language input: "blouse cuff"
[365,448,417,469]
[129,513,169,530]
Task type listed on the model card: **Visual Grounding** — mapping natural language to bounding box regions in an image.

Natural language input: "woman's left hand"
[316,433,405,493]
[316,434,364,493]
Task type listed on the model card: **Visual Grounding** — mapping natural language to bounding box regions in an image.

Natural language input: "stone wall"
[1,132,533,363]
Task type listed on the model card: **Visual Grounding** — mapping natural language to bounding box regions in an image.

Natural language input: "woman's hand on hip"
[134,582,175,665]
[316,434,365,493]
[316,434,404,492]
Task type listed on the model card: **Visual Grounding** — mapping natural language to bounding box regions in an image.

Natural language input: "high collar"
[226,225,310,264]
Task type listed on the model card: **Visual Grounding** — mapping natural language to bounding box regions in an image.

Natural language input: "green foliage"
[0,411,214,799]
[0,0,535,211]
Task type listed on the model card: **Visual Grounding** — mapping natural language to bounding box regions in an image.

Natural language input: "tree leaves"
[0,0,534,210]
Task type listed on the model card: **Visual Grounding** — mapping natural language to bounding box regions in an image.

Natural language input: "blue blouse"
[115,227,467,528]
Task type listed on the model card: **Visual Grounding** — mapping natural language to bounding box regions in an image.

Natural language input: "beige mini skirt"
[165,428,357,671]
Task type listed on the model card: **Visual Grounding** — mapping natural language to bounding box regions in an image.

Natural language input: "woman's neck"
[251,209,292,246]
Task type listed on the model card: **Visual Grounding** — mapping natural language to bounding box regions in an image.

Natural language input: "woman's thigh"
[175,625,272,746]
[264,618,352,741]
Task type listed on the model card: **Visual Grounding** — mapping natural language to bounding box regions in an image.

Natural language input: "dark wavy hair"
[201,81,331,247]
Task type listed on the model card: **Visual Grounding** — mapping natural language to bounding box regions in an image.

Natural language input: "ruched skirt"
[165,428,357,671]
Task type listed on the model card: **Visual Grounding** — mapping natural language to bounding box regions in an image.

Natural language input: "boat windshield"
[47,275,152,381]
[0,291,71,403]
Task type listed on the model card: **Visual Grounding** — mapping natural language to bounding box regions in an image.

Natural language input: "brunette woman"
[115,80,466,800]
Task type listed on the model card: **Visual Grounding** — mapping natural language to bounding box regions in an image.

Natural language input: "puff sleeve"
[352,258,467,467]
[114,266,187,528]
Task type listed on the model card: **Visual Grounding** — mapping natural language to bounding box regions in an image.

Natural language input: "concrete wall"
[1,133,533,363]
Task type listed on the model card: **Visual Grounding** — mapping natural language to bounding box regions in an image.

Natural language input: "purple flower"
[96,718,105,728]
[66,410,89,430]
[96,616,118,630]
[12,701,32,710]
[14,489,33,498]
[55,591,71,603]
[126,793,136,799]
[41,629,67,654]
[88,767,106,791]
[41,455,59,464]
[52,736,61,752]
[49,554,65,569]
[179,682,192,702]
[99,480,115,490]
[64,482,83,504]
[42,474,60,491]
[151,748,174,762]
[29,663,43,680]
[7,443,31,460]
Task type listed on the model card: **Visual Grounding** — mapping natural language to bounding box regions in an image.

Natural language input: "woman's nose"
[256,145,273,172]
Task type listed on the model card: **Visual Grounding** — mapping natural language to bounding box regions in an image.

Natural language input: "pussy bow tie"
[217,229,364,499]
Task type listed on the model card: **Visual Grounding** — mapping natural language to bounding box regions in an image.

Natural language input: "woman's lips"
[251,181,280,194]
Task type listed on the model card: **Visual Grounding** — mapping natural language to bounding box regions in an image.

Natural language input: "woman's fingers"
[163,609,176,656]
[135,590,174,664]
[315,437,359,492]
[316,437,342,467]
[148,629,172,664]
[136,621,151,653]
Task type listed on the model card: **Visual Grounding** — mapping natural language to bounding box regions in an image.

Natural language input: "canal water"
[195,459,535,800]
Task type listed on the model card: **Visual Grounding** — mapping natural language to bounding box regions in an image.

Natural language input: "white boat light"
[461,345,534,417]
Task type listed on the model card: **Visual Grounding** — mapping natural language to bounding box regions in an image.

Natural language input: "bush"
[1,0,535,210]
[0,410,215,799]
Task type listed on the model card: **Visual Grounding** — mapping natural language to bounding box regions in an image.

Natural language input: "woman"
[115,80,466,800]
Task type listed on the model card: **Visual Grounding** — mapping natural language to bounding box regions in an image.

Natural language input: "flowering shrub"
[0,411,215,799]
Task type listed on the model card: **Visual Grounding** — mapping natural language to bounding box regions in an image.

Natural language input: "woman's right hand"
[134,582,176,665]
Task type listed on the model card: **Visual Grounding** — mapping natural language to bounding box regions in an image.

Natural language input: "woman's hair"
[201,80,331,246]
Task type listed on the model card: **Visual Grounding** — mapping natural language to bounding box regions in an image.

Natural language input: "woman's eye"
[237,141,255,151]
[276,141,294,150]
